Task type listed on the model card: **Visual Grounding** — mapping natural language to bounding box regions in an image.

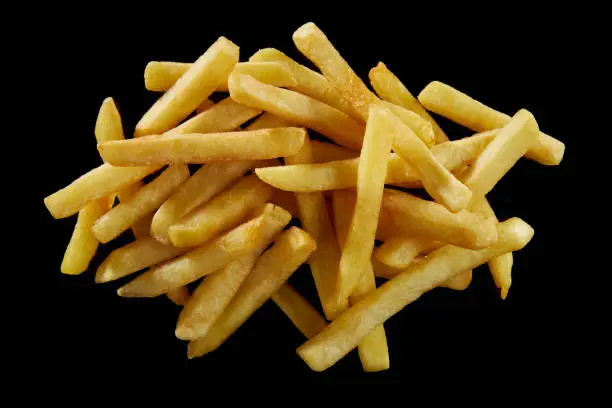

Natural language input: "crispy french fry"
[418,81,564,165]
[176,204,292,340]
[95,236,190,283]
[332,189,390,372]
[144,61,191,92]
[285,136,347,320]
[374,236,437,269]
[383,102,435,147]
[44,163,162,219]
[167,287,191,306]
[188,227,316,358]
[337,105,394,302]
[117,212,268,298]
[135,37,239,137]
[270,189,299,218]
[168,174,275,248]
[151,160,254,244]
[232,61,297,88]
[99,128,306,166]
[297,217,534,371]
[92,164,189,243]
[271,284,328,339]
[195,98,215,114]
[254,130,496,192]
[369,62,449,143]
[228,73,365,149]
[250,48,361,119]
[245,112,294,131]
[310,140,359,163]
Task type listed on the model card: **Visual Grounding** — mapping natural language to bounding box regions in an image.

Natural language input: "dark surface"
[23,7,591,388]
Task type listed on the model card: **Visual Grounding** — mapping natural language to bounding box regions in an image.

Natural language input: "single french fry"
[168,174,275,248]
[271,284,328,339]
[381,105,472,212]
[135,37,239,137]
[439,270,473,290]
[418,81,564,165]
[195,98,215,114]
[167,287,191,306]
[331,189,390,372]
[383,102,435,147]
[310,140,359,163]
[187,227,317,358]
[250,48,361,119]
[297,217,534,371]
[95,236,190,283]
[228,73,364,149]
[99,128,306,166]
[92,164,190,243]
[269,189,299,218]
[285,135,347,320]
[115,181,153,238]
[369,62,449,143]
[95,97,124,143]
[254,130,496,192]
[151,160,254,244]
[232,61,297,88]
[337,105,394,302]
[44,163,162,219]
[245,112,294,131]
[117,212,267,298]
[176,204,292,340]
[374,235,437,269]
[144,61,191,92]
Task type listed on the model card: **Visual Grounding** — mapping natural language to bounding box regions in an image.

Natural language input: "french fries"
[418,81,564,165]
[228,73,365,149]
[232,61,297,88]
[135,37,239,137]
[95,97,125,143]
[271,284,328,339]
[383,102,435,147]
[144,61,191,92]
[188,227,317,358]
[92,164,190,243]
[440,270,473,291]
[297,218,535,371]
[195,98,215,114]
[167,287,191,306]
[374,236,437,269]
[99,128,306,166]
[116,183,154,238]
[310,141,359,163]
[245,112,294,131]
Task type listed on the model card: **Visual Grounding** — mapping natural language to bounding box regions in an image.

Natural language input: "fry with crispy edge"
[188,227,317,358]
[176,204,292,340]
[297,217,534,371]
[418,81,564,165]
[271,284,328,339]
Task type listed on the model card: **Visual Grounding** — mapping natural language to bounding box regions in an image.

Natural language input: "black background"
[19,4,595,391]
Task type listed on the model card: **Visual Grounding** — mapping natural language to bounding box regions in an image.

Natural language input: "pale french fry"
[232,61,297,88]
[461,109,539,202]
[369,62,449,143]
[245,112,294,131]
[418,81,564,165]
[95,236,190,283]
[44,163,162,219]
[439,270,473,290]
[228,73,365,149]
[135,37,239,137]
[167,287,191,306]
[254,131,496,192]
[92,164,190,243]
[374,235,437,269]
[285,136,347,320]
[331,189,390,372]
[337,105,394,302]
[383,102,435,147]
[310,140,359,163]
[188,227,317,358]
[271,284,328,339]
[249,48,361,119]
[381,105,472,212]
[151,160,254,244]
[176,204,292,340]
[117,212,267,298]
[297,218,535,371]
[99,128,306,166]
[380,189,498,249]
[168,174,275,248]
[195,98,215,114]
[144,61,191,92]
[270,189,299,218]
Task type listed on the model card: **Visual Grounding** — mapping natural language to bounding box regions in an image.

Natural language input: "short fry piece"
[95,97,124,143]
[374,235,436,269]
[271,284,328,339]
[310,141,359,163]
[167,287,191,306]
[245,112,294,131]
[144,61,191,92]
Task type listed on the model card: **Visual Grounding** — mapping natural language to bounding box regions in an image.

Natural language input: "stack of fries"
[44,22,564,372]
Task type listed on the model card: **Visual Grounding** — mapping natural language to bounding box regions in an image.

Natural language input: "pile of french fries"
[44,22,564,372]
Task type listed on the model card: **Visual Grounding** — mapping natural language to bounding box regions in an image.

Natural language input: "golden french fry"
[95,236,190,283]
[195,98,215,114]
[285,136,347,320]
[254,130,496,192]
[249,48,361,119]
[381,106,472,212]
[418,81,564,165]
[271,284,328,339]
[168,174,275,248]
[115,181,153,238]
[337,105,394,302]
[118,212,268,298]
[383,102,435,147]
[371,255,403,280]
[99,128,306,166]
[297,217,534,371]
[144,61,191,92]
[92,164,189,243]
[439,270,473,290]
[188,227,317,358]
[176,204,292,340]
[167,287,191,306]
[310,140,359,163]
[269,189,299,218]
[232,61,297,88]
[44,163,161,219]
[374,235,437,269]
[228,73,364,149]
[245,112,294,131]
[369,62,449,143]
[151,160,254,244]
[331,189,390,372]
[135,37,239,137]
[95,97,124,143]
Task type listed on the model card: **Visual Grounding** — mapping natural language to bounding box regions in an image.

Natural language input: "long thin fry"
[271,284,328,339]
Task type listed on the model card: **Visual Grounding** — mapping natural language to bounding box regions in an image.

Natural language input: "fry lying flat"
[271,284,328,339]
